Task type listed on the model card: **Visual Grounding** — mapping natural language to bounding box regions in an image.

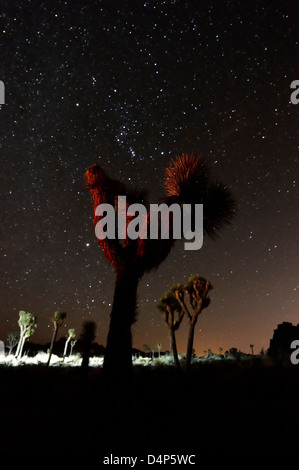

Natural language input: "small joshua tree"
[157,292,184,369]
[143,344,151,358]
[15,311,37,359]
[6,331,19,355]
[63,328,76,360]
[70,339,77,356]
[151,348,155,360]
[172,275,212,369]
[156,341,162,359]
[46,311,67,366]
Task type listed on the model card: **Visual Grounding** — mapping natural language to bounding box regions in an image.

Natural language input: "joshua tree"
[143,344,151,358]
[80,321,96,371]
[6,331,19,355]
[168,332,172,355]
[85,154,235,376]
[63,328,76,359]
[15,311,37,359]
[172,275,212,369]
[46,311,67,366]
[156,341,162,359]
[157,292,184,369]
[70,339,77,356]
[250,344,254,356]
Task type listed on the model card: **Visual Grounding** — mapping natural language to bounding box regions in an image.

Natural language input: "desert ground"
[1,357,299,457]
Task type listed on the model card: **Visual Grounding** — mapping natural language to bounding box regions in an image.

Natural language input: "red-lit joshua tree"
[85,155,235,376]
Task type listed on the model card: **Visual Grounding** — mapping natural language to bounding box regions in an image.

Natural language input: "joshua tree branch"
[194,281,211,316]
[174,290,192,322]
[173,309,185,330]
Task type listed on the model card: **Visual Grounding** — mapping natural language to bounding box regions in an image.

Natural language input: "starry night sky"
[0,0,298,355]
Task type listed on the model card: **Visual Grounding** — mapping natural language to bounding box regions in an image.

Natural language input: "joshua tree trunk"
[46,327,58,366]
[16,332,27,359]
[170,328,180,370]
[16,325,26,358]
[103,269,139,377]
[185,323,196,369]
[19,335,27,358]
[15,331,24,358]
[63,336,71,359]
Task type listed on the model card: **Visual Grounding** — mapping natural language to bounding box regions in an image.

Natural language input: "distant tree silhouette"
[6,331,19,355]
[151,348,155,360]
[250,344,254,356]
[15,311,37,359]
[172,275,212,369]
[63,328,76,360]
[156,341,162,359]
[80,321,96,371]
[143,344,151,358]
[157,292,184,369]
[46,311,67,366]
[85,154,235,377]
[225,347,240,359]
[268,322,299,357]
[70,338,77,356]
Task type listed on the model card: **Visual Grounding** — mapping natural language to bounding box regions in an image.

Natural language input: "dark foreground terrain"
[0,359,298,457]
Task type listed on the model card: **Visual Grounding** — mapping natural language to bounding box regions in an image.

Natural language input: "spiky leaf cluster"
[67,328,76,339]
[164,154,236,238]
[157,291,181,313]
[53,311,67,328]
[18,311,37,335]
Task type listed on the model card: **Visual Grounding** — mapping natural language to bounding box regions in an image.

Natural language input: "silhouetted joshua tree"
[143,344,151,358]
[46,311,67,366]
[85,154,235,377]
[172,275,212,369]
[157,292,184,369]
[15,311,37,359]
[70,339,77,356]
[156,341,162,359]
[7,331,19,355]
[63,328,76,360]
